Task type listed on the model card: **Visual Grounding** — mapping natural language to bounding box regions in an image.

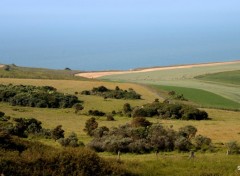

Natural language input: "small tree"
[51,125,64,141]
[84,117,98,136]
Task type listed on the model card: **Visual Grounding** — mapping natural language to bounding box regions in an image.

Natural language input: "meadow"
[152,85,240,110]
[1,64,240,175]
[196,70,240,85]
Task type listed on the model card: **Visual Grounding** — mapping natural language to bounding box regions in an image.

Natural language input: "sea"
[0,1,240,71]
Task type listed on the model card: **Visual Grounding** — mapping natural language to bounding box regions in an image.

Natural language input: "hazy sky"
[0,0,240,70]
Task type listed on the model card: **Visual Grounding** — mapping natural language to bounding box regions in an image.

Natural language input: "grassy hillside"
[0,78,240,143]
[0,64,86,80]
[153,85,240,110]
[196,70,240,85]
[1,77,240,175]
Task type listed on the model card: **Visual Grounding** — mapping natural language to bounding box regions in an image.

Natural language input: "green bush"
[81,86,141,100]
[84,117,98,136]
[0,84,81,108]
[88,123,210,154]
[131,102,208,120]
[51,125,64,141]
[58,132,84,147]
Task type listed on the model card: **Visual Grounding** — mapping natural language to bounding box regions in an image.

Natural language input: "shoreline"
[76,60,240,79]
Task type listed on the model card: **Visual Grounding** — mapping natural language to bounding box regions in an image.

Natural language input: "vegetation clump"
[88,122,213,153]
[127,101,209,120]
[0,139,132,176]
[0,84,81,108]
[81,86,141,100]
[58,132,84,147]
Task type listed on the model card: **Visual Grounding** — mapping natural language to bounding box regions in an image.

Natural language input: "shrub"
[179,125,197,140]
[51,125,64,141]
[84,117,98,136]
[88,110,106,116]
[131,117,152,128]
[74,103,84,114]
[0,84,81,108]
[0,147,133,176]
[225,141,240,154]
[174,136,192,151]
[81,86,141,100]
[106,114,115,121]
[58,132,84,147]
[0,111,5,118]
[193,135,212,151]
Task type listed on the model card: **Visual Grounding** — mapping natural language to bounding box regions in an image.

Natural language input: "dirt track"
[76,60,240,79]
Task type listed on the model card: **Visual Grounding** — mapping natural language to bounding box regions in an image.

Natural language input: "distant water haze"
[0,0,240,71]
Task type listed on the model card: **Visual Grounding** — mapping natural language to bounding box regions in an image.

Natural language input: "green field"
[153,85,240,110]
[102,62,240,109]
[196,70,240,85]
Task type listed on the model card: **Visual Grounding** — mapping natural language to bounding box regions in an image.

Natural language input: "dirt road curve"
[76,60,240,79]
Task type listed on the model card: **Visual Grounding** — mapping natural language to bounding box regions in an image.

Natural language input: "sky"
[0,0,240,70]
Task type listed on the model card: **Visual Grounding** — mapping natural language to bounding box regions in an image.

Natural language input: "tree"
[51,125,64,141]
[84,117,98,136]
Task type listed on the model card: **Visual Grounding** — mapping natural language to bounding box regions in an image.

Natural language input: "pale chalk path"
[76,60,240,79]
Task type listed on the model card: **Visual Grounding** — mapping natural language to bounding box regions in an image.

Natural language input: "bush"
[0,147,133,176]
[74,103,84,114]
[88,123,206,153]
[88,110,106,116]
[131,102,208,120]
[131,117,152,128]
[0,84,81,108]
[225,141,240,154]
[193,135,212,151]
[58,132,84,147]
[81,86,141,100]
[106,114,115,121]
[51,125,64,141]
[84,117,98,136]
[0,111,5,117]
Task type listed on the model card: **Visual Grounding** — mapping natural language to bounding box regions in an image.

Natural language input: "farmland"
[196,70,240,85]
[102,61,240,109]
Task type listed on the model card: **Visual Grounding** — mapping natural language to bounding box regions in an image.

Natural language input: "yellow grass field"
[0,77,239,144]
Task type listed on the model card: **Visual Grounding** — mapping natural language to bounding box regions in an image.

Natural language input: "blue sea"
[0,0,240,71]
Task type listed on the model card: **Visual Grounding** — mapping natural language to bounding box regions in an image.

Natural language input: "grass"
[100,152,240,176]
[102,62,240,105]
[0,64,87,80]
[196,70,240,85]
[152,85,240,110]
[1,77,240,175]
